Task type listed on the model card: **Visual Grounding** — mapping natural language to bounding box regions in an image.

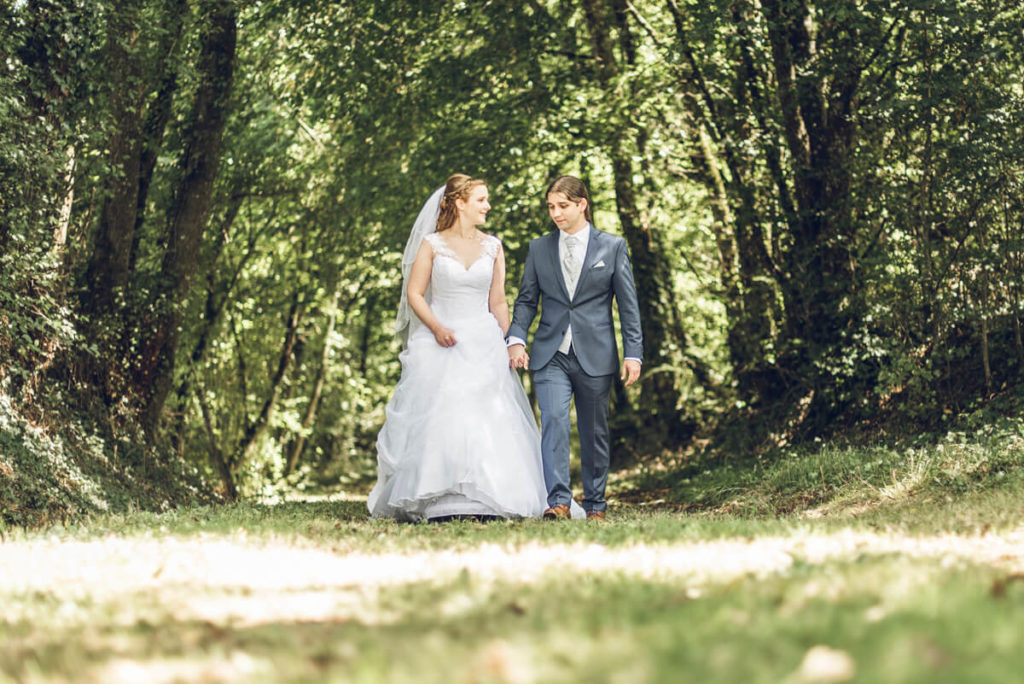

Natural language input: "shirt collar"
[559,223,591,247]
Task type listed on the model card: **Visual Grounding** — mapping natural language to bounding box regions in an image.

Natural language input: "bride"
[368,174,580,522]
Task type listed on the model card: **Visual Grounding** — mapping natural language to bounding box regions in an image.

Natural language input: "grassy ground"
[4,423,1024,683]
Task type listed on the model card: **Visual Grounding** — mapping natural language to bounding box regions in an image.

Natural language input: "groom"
[507,176,643,520]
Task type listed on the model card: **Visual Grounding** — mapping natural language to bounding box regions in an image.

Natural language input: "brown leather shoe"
[542,504,571,520]
[586,510,606,521]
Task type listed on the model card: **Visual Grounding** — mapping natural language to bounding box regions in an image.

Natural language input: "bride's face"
[459,186,491,227]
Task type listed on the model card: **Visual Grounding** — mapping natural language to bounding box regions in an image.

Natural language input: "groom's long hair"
[546,176,594,224]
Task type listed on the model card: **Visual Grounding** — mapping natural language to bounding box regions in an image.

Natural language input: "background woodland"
[2,0,1023,520]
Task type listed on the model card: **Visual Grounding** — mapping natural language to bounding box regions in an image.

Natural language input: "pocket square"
[593,260,606,268]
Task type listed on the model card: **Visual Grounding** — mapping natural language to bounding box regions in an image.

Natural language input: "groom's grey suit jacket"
[508,225,643,376]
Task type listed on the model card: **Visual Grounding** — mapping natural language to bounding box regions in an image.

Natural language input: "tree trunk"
[358,293,378,378]
[980,314,992,394]
[1014,316,1024,372]
[131,0,189,272]
[83,0,145,321]
[977,231,993,393]
[284,302,337,477]
[194,370,237,499]
[169,196,248,457]
[667,0,779,406]
[55,145,75,250]
[759,0,863,427]
[138,0,237,432]
[691,117,777,404]
[581,0,704,441]
[68,0,149,410]
[232,294,304,475]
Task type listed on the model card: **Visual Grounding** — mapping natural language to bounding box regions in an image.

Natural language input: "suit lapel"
[545,230,571,300]
[571,225,602,300]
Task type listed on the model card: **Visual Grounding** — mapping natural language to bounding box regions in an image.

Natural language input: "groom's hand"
[508,344,529,370]
[621,359,641,387]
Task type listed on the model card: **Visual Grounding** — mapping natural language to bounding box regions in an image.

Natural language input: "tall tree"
[580,0,706,441]
[137,0,237,430]
[83,0,146,321]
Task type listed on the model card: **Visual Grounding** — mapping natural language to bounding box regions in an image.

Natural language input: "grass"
[4,424,1024,683]
[620,415,1024,524]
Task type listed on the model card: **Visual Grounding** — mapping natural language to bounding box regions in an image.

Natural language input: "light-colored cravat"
[557,233,584,354]
[562,234,582,296]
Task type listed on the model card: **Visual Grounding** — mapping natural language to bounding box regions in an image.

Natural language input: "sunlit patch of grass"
[6,421,1024,682]
[4,548,1024,683]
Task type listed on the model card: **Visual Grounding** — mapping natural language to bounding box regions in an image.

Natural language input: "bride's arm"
[488,243,510,334]
[408,241,457,347]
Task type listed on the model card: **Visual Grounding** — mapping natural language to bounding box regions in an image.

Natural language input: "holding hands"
[508,344,529,370]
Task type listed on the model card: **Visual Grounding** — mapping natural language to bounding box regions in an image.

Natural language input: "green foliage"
[0,386,212,529]
[3,0,1024,509]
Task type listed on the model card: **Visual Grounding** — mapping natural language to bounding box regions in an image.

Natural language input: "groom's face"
[547,192,587,233]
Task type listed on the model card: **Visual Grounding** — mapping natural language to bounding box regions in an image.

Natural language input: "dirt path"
[4,525,1023,627]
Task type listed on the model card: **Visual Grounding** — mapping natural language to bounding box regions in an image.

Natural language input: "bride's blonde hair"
[437,173,486,232]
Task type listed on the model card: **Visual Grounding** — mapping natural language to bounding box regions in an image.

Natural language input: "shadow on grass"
[614,420,1024,526]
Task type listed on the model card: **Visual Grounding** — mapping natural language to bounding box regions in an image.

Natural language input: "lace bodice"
[423,233,501,321]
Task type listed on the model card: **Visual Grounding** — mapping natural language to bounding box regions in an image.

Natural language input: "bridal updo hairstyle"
[436,173,487,232]
[546,175,594,224]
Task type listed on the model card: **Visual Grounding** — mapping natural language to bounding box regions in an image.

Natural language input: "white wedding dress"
[368,233,557,521]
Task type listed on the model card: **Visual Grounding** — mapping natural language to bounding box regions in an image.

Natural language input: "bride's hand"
[433,326,457,348]
[508,344,529,370]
